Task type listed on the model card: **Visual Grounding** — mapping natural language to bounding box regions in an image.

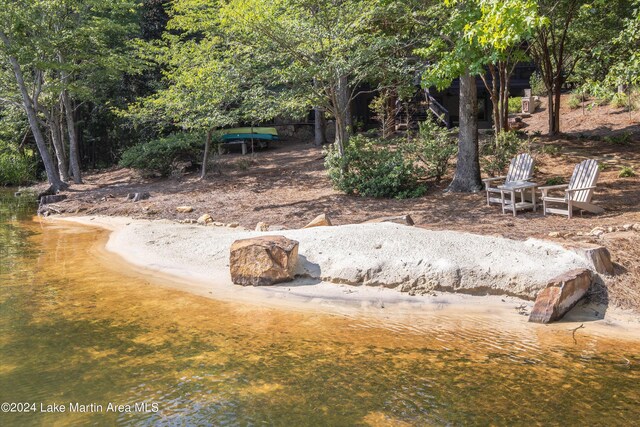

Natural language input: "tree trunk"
[553,83,561,134]
[50,106,70,182]
[339,75,353,135]
[314,107,327,146]
[200,129,212,179]
[332,76,351,156]
[61,87,82,184]
[0,32,66,191]
[447,71,482,193]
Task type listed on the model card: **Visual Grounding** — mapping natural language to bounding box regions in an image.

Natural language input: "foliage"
[544,177,564,186]
[480,131,525,176]
[604,132,632,145]
[411,119,458,183]
[611,92,631,109]
[567,94,582,109]
[0,147,36,186]
[618,166,636,178]
[539,144,561,156]
[508,97,522,114]
[529,71,546,96]
[119,133,212,176]
[324,135,427,199]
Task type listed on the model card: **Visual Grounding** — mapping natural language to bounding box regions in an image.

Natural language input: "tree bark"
[314,107,327,146]
[200,129,212,179]
[61,86,82,184]
[447,71,482,193]
[50,105,70,182]
[0,32,66,191]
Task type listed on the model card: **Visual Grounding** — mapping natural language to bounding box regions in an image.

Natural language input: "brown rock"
[529,269,593,324]
[255,221,269,232]
[303,214,332,228]
[589,227,605,237]
[548,231,561,238]
[229,236,299,286]
[197,214,213,224]
[633,223,640,232]
[227,222,240,228]
[364,214,415,226]
[564,242,614,275]
[176,206,194,213]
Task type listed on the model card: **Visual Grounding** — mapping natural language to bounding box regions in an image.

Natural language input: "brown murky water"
[1,189,639,426]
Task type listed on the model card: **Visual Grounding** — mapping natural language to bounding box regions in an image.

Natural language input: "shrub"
[411,119,457,183]
[508,97,522,114]
[544,177,564,186]
[119,133,207,176]
[567,94,582,110]
[611,92,631,110]
[480,131,525,177]
[529,72,546,96]
[324,135,426,199]
[618,166,636,178]
[603,132,632,145]
[0,146,36,186]
[540,144,561,156]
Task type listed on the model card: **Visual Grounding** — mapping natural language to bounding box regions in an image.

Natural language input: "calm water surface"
[0,189,639,426]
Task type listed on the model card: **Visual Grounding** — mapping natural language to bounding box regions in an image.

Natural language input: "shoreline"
[50,215,640,340]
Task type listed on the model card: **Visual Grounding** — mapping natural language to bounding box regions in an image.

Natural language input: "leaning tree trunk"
[0,32,65,191]
[447,71,482,193]
[61,87,82,184]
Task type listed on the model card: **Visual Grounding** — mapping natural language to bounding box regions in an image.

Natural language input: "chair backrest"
[505,153,534,183]
[568,159,599,202]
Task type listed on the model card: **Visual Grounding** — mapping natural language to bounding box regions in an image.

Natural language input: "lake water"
[1,188,639,426]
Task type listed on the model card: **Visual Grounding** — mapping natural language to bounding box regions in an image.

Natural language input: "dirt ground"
[30,95,640,312]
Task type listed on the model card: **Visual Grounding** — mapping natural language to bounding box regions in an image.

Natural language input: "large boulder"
[229,236,299,286]
[564,242,614,275]
[529,269,593,324]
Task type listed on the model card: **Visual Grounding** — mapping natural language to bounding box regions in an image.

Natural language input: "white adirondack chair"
[483,153,534,206]
[540,159,604,219]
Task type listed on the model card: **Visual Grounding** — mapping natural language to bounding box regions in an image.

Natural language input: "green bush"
[411,119,457,183]
[119,133,207,176]
[584,82,614,106]
[611,92,631,109]
[567,94,582,110]
[618,166,636,178]
[603,132,632,145]
[540,144,561,156]
[480,131,525,177]
[508,97,522,114]
[544,177,564,186]
[324,135,426,199]
[529,72,547,96]
[0,146,36,186]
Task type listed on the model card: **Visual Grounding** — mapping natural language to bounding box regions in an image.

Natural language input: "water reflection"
[0,189,638,426]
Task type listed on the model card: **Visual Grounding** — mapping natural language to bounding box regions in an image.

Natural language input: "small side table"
[498,181,538,217]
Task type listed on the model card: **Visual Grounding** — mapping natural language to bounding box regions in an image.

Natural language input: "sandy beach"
[48,215,640,340]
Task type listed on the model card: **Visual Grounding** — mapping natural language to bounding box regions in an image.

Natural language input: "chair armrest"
[538,184,568,190]
[565,186,597,193]
[482,176,507,183]
[539,184,568,197]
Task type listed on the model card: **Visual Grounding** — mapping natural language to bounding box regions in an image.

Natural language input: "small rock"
[228,222,240,228]
[229,236,299,286]
[255,221,269,232]
[14,191,21,197]
[176,206,194,213]
[607,226,615,233]
[269,225,288,231]
[364,214,415,226]
[632,223,640,232]
[303,213,332,229]
[213,222,225,226]
[589,227,605,237]
[128,192,150,202]
[548,231,561,238]
[197,214,213,224]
